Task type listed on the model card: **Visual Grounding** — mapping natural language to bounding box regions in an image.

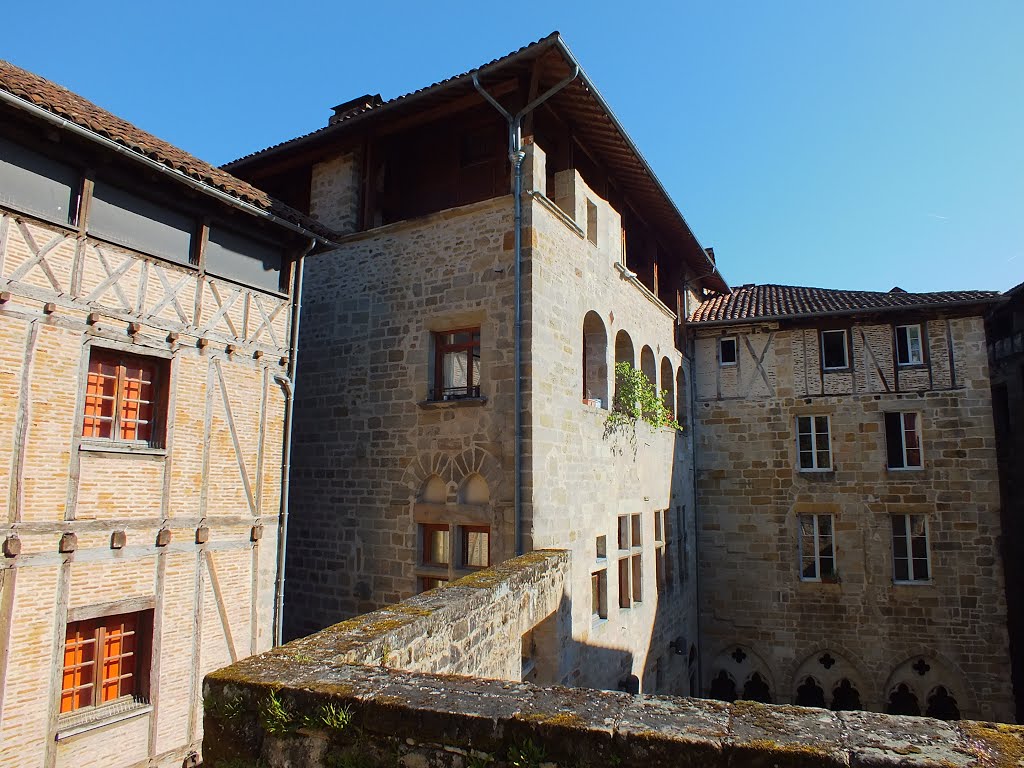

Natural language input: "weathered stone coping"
[204,660,1022,767]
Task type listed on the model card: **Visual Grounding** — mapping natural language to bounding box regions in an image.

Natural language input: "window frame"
[617,513,643,609]
[895,324,926,367]
[820,329,851,371]
[459,524,490,570]
[798,513,836,582]
[419,523,450,568]
[81,348,169,449]
[719,336,738,367]
[885,411,923,470]
[431,327,482,401]
[796,415,833,472]
[60,610,152,718]
[891,514,931,584]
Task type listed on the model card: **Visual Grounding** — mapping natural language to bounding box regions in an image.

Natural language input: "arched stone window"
[796,676,826,708]
[831,679,861,711]
[925,686,960,720]
[613,330,635,404]
[420,475,447,504]
[640,345,657,389]
[742,672,772,703]
[459,473,489,505]
[660,357,674,419]
[886,683,921,716]
[709,670,737,702]
[676,368,687,429]
[582,311,609,408]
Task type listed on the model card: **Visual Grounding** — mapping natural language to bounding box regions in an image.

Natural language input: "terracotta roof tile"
[689,284,1001,324]
[0,59,337,241]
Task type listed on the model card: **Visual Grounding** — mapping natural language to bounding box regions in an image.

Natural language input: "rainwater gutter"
[273,241,311,646]
[473,65,578,556]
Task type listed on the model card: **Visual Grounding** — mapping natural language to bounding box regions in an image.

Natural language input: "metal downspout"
[473,66,578,556]
[683,298,703,694]
[273,241,311,646]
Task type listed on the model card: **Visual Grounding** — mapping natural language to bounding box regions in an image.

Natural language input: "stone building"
[0,62,335,767]
[224,32,725,694]
[987,281,1024,721]
[689,283,1013,721]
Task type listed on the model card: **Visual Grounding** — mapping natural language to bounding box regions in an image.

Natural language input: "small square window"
[420,524,450,567]
[460,525,490,569]
[885,412,922,469]
[83,349,168,447]
[61,611,152,715]
[821,330,849,370]
[432,328,481,400]
[719,337,737,366]
[892,514,930,582]
[798,514,836,581]
[796,415,832,471]
[895,324,924,366]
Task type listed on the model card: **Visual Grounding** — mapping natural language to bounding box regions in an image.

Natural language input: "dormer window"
[821,330,849,370]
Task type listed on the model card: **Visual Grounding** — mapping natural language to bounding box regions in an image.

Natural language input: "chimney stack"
[329,94,383,125]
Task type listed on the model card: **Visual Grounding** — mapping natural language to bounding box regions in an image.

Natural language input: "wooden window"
[460,525,490,569]
[61,612,150,715]
[895,324,924,366]
[432,328,481,400]
[420,524,450,567]
[617,513,643,608]
[821,330,850,370]
[798,514,836,581]
[796,415,832,471]
[885,412,923,469]
[719,337,737,366]
[654,509,667,593]
[83,349,167,447]
[591,569,608,620]
[892,514,930,583]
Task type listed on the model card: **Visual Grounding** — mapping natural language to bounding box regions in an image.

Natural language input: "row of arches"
[582,310,687,423]
[706,646,966,720]
[419,472,490,505]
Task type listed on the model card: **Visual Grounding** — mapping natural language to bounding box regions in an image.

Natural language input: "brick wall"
[0,209,291,767]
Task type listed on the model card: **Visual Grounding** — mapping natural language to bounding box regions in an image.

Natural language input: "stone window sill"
[417,397,488,410]
[79,441,167,457]
[56,700,152,741]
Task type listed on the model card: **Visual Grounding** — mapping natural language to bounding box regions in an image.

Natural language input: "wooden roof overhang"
[225,33,728,293]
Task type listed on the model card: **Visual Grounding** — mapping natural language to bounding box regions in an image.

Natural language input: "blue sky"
[5,1,1021,292]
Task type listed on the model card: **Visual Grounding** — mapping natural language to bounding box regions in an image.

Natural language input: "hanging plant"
[605,361,682,434]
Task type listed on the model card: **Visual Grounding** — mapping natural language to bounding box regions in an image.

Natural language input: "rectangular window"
[82,349,167,447]
[420,524,450,567]
[798,514,836,581]
[796,415,832,471]
[591,569,608,620]
[895,324,924,366]
[460,525,490,569]
[617,514,643,608]
[432,328,481,400]
[419,577,448,592]
[654,509,667,593]
[61,612,150,714]
[719,337,737,366]
[596,535,607,560]
[892,514,930,582]
[885,412,922,469]
[821,330,850,370]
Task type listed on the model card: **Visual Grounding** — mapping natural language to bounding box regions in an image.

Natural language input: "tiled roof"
[224,33,562,167]
[689,284,1001,324]
[0,59,336,241]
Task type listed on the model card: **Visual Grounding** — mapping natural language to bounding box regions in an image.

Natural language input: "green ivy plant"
[605,361,682,435]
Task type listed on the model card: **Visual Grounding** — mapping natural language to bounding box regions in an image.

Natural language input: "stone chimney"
[329,94,383,125]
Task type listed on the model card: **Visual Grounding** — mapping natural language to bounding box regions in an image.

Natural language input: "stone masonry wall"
[202,550,1024,768]
[521,143,699,696]
[0,210,289,767]
[285,194,517,638]
[693,317,1013,721]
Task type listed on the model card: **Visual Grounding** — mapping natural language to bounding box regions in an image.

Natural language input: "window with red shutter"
[82,350,167,447]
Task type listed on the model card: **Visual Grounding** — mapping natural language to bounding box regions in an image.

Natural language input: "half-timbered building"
[0,61,336,768]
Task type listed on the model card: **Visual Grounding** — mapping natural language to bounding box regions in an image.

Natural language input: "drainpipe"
[682,288,703,693]
[473,66,579,556]
[272,240,312,646]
